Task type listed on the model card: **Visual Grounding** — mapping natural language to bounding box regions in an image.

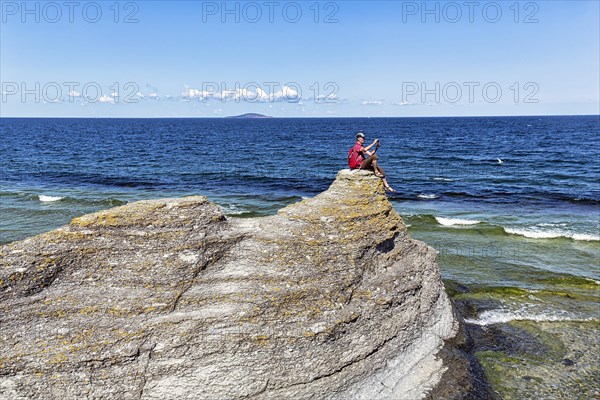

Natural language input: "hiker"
[348,132,396,192]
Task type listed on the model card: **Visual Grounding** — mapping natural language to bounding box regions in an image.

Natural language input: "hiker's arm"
[364,141,378,151]
[363,140,379,156]
[360,147,374,157]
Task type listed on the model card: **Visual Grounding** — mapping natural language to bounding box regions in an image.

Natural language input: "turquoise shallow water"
[1,116,599,397]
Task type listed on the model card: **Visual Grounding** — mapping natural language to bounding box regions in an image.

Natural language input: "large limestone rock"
[0,170,488,399]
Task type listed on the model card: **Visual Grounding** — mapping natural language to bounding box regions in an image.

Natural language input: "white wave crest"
[465,309,596,326]
[39,195,64,202]
[418,194,439,199]
[572,233,600,241]
[431,177,454,182]
[218,204,246,215]
[504,227,600,242]
[435,217,481,226]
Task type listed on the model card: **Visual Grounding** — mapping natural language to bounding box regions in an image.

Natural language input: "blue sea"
[1,116,599,397]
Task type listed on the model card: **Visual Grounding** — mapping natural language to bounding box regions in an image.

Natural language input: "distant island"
[225,113,272,119]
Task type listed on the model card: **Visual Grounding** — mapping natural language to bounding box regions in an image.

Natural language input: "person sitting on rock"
[348,132,396,192]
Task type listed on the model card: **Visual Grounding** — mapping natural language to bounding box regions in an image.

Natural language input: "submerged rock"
[0,170,489,399]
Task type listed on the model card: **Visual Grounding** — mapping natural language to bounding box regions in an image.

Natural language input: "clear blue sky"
[1,0,598,117]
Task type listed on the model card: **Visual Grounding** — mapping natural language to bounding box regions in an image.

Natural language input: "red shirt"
[350,142,364,168]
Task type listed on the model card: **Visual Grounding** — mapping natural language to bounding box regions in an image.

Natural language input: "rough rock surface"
[0,170,488,399]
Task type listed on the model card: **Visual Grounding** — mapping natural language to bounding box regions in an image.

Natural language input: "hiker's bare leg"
[371,155,379,171]
[375,166,395,191]
[361,157,395,191]
[370,156,384,177]
[383,178,396,192]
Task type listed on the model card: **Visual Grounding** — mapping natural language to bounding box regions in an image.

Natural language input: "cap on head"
[356,132,365,139]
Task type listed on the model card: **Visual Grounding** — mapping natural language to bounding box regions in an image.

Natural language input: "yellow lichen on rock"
[0,173,476,400]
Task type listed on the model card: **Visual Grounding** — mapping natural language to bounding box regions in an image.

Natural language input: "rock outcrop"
[0,170,488,399]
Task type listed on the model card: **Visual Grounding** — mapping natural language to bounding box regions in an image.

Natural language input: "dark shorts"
[360,155,385,176]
